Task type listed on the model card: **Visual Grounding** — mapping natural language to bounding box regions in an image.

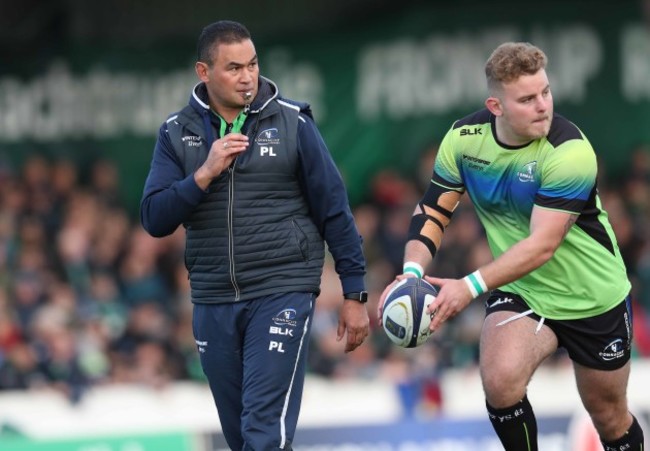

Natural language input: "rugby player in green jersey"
[380,42,644,450]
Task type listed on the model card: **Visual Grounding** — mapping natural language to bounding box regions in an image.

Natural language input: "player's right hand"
[376,273,417,327]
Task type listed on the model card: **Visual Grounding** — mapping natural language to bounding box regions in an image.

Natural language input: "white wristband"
[463,270,488,298]
[403,261,424,278]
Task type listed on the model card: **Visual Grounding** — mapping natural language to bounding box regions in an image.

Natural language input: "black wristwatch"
[344,291,368,303]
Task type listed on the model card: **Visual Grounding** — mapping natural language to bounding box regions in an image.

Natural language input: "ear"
[195,62,209,82]
[485,96,503,116]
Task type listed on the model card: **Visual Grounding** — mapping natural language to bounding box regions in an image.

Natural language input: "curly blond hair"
[485,42,547,93]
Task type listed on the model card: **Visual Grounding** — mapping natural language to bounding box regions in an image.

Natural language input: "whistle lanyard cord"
[218,109,248,137]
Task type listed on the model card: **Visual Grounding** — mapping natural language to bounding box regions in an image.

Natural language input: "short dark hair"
[197,20,252,65]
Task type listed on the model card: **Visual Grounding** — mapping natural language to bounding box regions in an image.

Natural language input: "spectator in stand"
[0,135,647,417]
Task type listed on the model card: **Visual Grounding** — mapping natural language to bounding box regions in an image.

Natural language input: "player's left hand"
[338,300,370,353]
[424,276,474,332]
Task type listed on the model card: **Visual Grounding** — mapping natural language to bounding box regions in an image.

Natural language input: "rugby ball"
[382,277,438,348]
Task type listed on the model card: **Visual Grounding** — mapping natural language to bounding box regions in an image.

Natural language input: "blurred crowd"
[0,145,648,417]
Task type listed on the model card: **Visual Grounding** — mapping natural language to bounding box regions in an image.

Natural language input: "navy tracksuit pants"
[193,292,315,451]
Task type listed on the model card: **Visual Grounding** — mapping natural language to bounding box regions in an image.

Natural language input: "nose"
[240,66,255,84]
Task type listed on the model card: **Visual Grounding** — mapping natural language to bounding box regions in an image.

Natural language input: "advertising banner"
[0,1,647,210]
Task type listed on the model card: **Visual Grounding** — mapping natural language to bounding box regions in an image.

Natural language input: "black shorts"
[485,290,633,371]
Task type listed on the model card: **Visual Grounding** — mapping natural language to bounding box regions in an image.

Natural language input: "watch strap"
[344,291,368,303]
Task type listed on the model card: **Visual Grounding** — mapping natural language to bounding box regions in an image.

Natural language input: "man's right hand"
[194,133,249,190]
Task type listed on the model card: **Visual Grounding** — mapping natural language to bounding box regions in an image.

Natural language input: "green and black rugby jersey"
[434,109,630,320]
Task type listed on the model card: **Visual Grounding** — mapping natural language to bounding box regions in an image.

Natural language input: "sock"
[486,395,538,451]
[601,414,645,451]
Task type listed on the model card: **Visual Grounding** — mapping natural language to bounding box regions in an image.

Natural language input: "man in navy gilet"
[140,20,370,451]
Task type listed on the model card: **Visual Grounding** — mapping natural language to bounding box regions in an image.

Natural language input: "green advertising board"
[0,431,197,451]
[0,1,648,212]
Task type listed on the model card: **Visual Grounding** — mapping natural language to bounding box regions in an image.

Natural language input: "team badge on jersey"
[518,161,537,182]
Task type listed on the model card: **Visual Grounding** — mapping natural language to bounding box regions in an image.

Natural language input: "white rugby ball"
[382,277,438,348]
